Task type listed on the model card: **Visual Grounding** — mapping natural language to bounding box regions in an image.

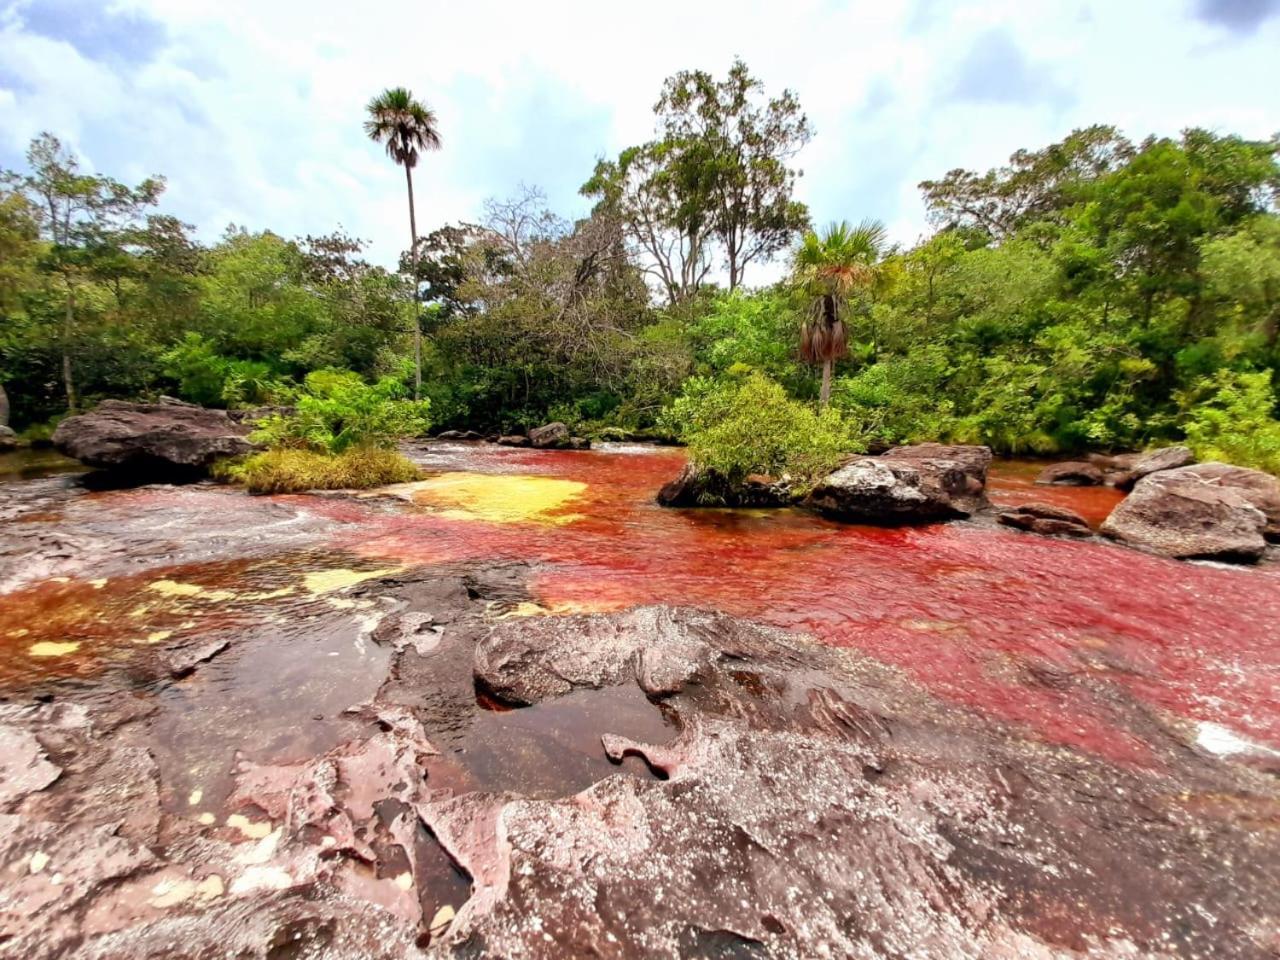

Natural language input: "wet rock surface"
[1036,460,1105,486]
[53,399,255,477]
[997,501,1093,537]
[1101,462,1270,562]
[805,446,989,524]
[2,448,1280,958]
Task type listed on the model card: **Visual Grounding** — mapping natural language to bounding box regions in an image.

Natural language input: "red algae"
[326,445,1280,766]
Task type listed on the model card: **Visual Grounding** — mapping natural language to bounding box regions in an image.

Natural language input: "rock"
[496,434,531,448]
[805,455,983,524]
[1173,462,1280,541]
[0,724,61,806]
[1112,445,1195,490]
[435,429,484,441]
[1101,464,1268,562]
[226,405,294,424]
[565,436,591,450]
[52,400,254,476]
[529,422,570,448]
[657,463,791,508]
[998,502,1092,538]
[0,424,18,452]
[1036,461,1105,486]
[881,442,993,486]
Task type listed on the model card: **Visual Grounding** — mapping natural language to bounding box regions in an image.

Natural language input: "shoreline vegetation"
[2,62,1279,493]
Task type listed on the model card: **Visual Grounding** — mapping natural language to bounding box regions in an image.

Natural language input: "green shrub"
[661,372,860,491]
[1180,369,1280,474]
[214,447,420,493]
[252,369,431,454]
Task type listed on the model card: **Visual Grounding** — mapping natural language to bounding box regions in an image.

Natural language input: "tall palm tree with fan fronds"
[793,219,888,408]
[365,87,441,400]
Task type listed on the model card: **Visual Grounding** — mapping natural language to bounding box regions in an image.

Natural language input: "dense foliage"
[660,371,858,489]
[3,68,1279,475]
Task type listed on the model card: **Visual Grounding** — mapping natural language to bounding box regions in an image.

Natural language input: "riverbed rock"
[436,429,484,441]
[656,463,791,508]
[52,400,254,476]
[1172,462,1280,540]
[998,502,1093,538]
[496,434,530,448]
[1101,464,1268,562]
[0,425,18,451]
[1111,445,1196,490]
[805,454,983,524]
[881,442,993,485]
[529,422,570,447]
[1036,460,1105,486]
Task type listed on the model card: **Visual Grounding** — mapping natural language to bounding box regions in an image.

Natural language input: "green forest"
[3,60,1279,478]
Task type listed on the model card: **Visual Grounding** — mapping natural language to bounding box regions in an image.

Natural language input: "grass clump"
[216,446,420,494]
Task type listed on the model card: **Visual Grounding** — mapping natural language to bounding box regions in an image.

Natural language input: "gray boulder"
[1037,461,1105,486]
[496,434,531,448]
[529,422,570,448]
[1171,462,1280,541]
[998,502,1092,538]
[1101,463,1268,562]
[0,425,17,452]
[52,399,254,476]
[1111,445,1195,490]
[880,442,993,486]
[805,455,981,524]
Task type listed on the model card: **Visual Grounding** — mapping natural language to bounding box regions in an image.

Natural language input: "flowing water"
[2,442,1278,804]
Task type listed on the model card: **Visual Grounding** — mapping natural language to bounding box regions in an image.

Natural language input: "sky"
[1,0,1278,281]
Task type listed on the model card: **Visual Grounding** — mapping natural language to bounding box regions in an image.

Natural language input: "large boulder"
[805,455,981,524]
[1036,461,1105,486]
[1101,463,1268,562]
[1110,445,1195,490]
[657,463,791,508]
[880,442,992,486]
[496,434,531,448]
[0,425,17,452]
[52,399,254,476]
[998,502,1092,538]
[528,422,591,450]
[1173,462,1280,541]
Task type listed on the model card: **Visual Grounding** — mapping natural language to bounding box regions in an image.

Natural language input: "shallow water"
[2,442,1279,794]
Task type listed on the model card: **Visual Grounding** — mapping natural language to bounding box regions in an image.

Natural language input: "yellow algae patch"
[429,904,455,937]
[89,578,108,589]
[195,875,224,900]
[302,567,400,596]
[230,865,293,895]
[29,851,49,874]
[150,877,196,908]
[188,788,203,806]
[135,630,173,646]
[8,628,30,638]
[147,580,234,602]
[197,812,216,826]
[29,641,79,658]
[226,813,274,840]
[238,586,295,601]
[409,473,586,525]
[494,597,629,619]
[393,872,413,891]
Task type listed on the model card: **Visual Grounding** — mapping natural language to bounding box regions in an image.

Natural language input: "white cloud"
[1,0,1277,280]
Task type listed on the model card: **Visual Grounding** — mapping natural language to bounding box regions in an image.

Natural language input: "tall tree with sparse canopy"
[794,220,887,408]
[364,87,441,400]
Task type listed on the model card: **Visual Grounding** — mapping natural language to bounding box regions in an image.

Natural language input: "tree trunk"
[820,358,832,409]
[62,278,78,412]
[0,380,10,427]
[405,165,422,402]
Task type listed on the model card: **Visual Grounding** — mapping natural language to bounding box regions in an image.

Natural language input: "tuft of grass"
[214,446,421,494]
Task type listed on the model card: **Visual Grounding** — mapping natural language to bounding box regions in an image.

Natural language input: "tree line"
[2,62,1278,473]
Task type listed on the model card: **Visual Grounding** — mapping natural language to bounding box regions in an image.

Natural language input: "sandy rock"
[52,400,254,476]
[1101,464,1268,562]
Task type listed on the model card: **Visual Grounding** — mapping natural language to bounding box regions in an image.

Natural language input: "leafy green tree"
[793,220,888,407]
[365,87,442,400]
[3,133,162,410]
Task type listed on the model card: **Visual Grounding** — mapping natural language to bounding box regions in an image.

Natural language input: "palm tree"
[793,219,887,408]
[364,87,441,400]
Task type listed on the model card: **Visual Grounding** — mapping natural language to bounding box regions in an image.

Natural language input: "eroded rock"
[1036,460,1105,486]
[53,399,255,477]
[998,502,1093,538]
[1102,463,1268,562]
